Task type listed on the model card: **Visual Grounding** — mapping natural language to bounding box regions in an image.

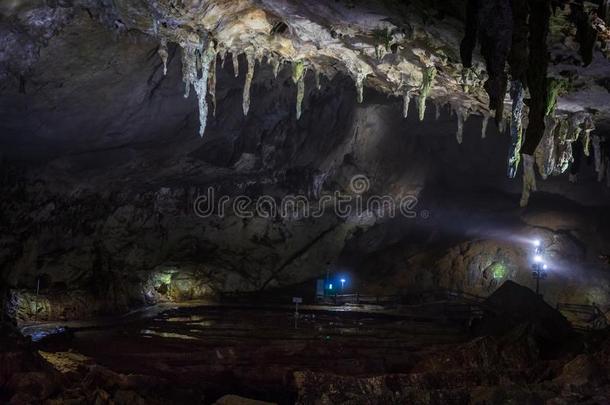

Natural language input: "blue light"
[340,278,346,283]
[328,283,333,290]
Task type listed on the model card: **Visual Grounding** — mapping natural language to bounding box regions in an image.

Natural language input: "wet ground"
[31,304,472,404]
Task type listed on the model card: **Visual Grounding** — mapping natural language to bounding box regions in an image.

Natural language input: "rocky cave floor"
[2,282,610,405]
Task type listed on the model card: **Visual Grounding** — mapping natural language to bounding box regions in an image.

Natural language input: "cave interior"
[2,0,610,404]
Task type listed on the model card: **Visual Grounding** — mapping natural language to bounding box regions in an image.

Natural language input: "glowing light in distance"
[534,255,543,263]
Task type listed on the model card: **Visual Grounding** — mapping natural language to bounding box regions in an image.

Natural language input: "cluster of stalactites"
[180,38,217,137]
[534,111,597,179]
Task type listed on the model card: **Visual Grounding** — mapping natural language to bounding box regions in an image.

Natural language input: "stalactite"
[158,38,169,76]
[522,0,551,157]
[355,72,366,103]
[507,81,525,178]
[242,49,255,115]
[545,78,567,116]
[292,60,305,120]
[219,48,227,68]
[232,51,239,78]
[582,115,595,157]
[402,91,411,119]
[520,154,537,207]
[570,1,598,66]
[456,109,467,144]
[208,53,217,117]
[553,114,585,175]
[481,114,489,139]
[592,135,602,175]
[535,115,558,179]
[181,45,198,98]
[193,41,217,137]
[272,57,281,78]
[418,66,436,122]
[478,0,513,126]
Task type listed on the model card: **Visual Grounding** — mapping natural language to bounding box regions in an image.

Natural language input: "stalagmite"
[507,81,525,178]
[315,70,321,90]
[292,60,305,120]
[208,54,217,117]
[193,41,217,137]
[158,38,169,76]
[520,154,537,207]
[355,72,366,103]
[402,91,411,119]
[418,66,437,121]
[242,50,255,115]
[232,52,239,78]
[481,114,489,139]
[435,103,441,120]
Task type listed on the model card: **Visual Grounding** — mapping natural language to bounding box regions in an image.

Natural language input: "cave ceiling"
[2,0,610,206]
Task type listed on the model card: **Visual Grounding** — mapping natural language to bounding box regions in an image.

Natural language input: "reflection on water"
[23,326,66,342]
[140,329,198,340]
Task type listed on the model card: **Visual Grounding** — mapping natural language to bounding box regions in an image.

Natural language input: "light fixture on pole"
[531,240,548,295]
[340,278,346,292]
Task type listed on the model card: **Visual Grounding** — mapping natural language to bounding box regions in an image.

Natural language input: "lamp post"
[531,240,548,296]
[532,262,548,295]
[340,278,346,292]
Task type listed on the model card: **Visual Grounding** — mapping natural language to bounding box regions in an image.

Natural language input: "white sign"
[292,297,303,304]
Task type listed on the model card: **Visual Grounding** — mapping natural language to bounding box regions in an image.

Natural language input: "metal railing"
[556,302,608,331]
